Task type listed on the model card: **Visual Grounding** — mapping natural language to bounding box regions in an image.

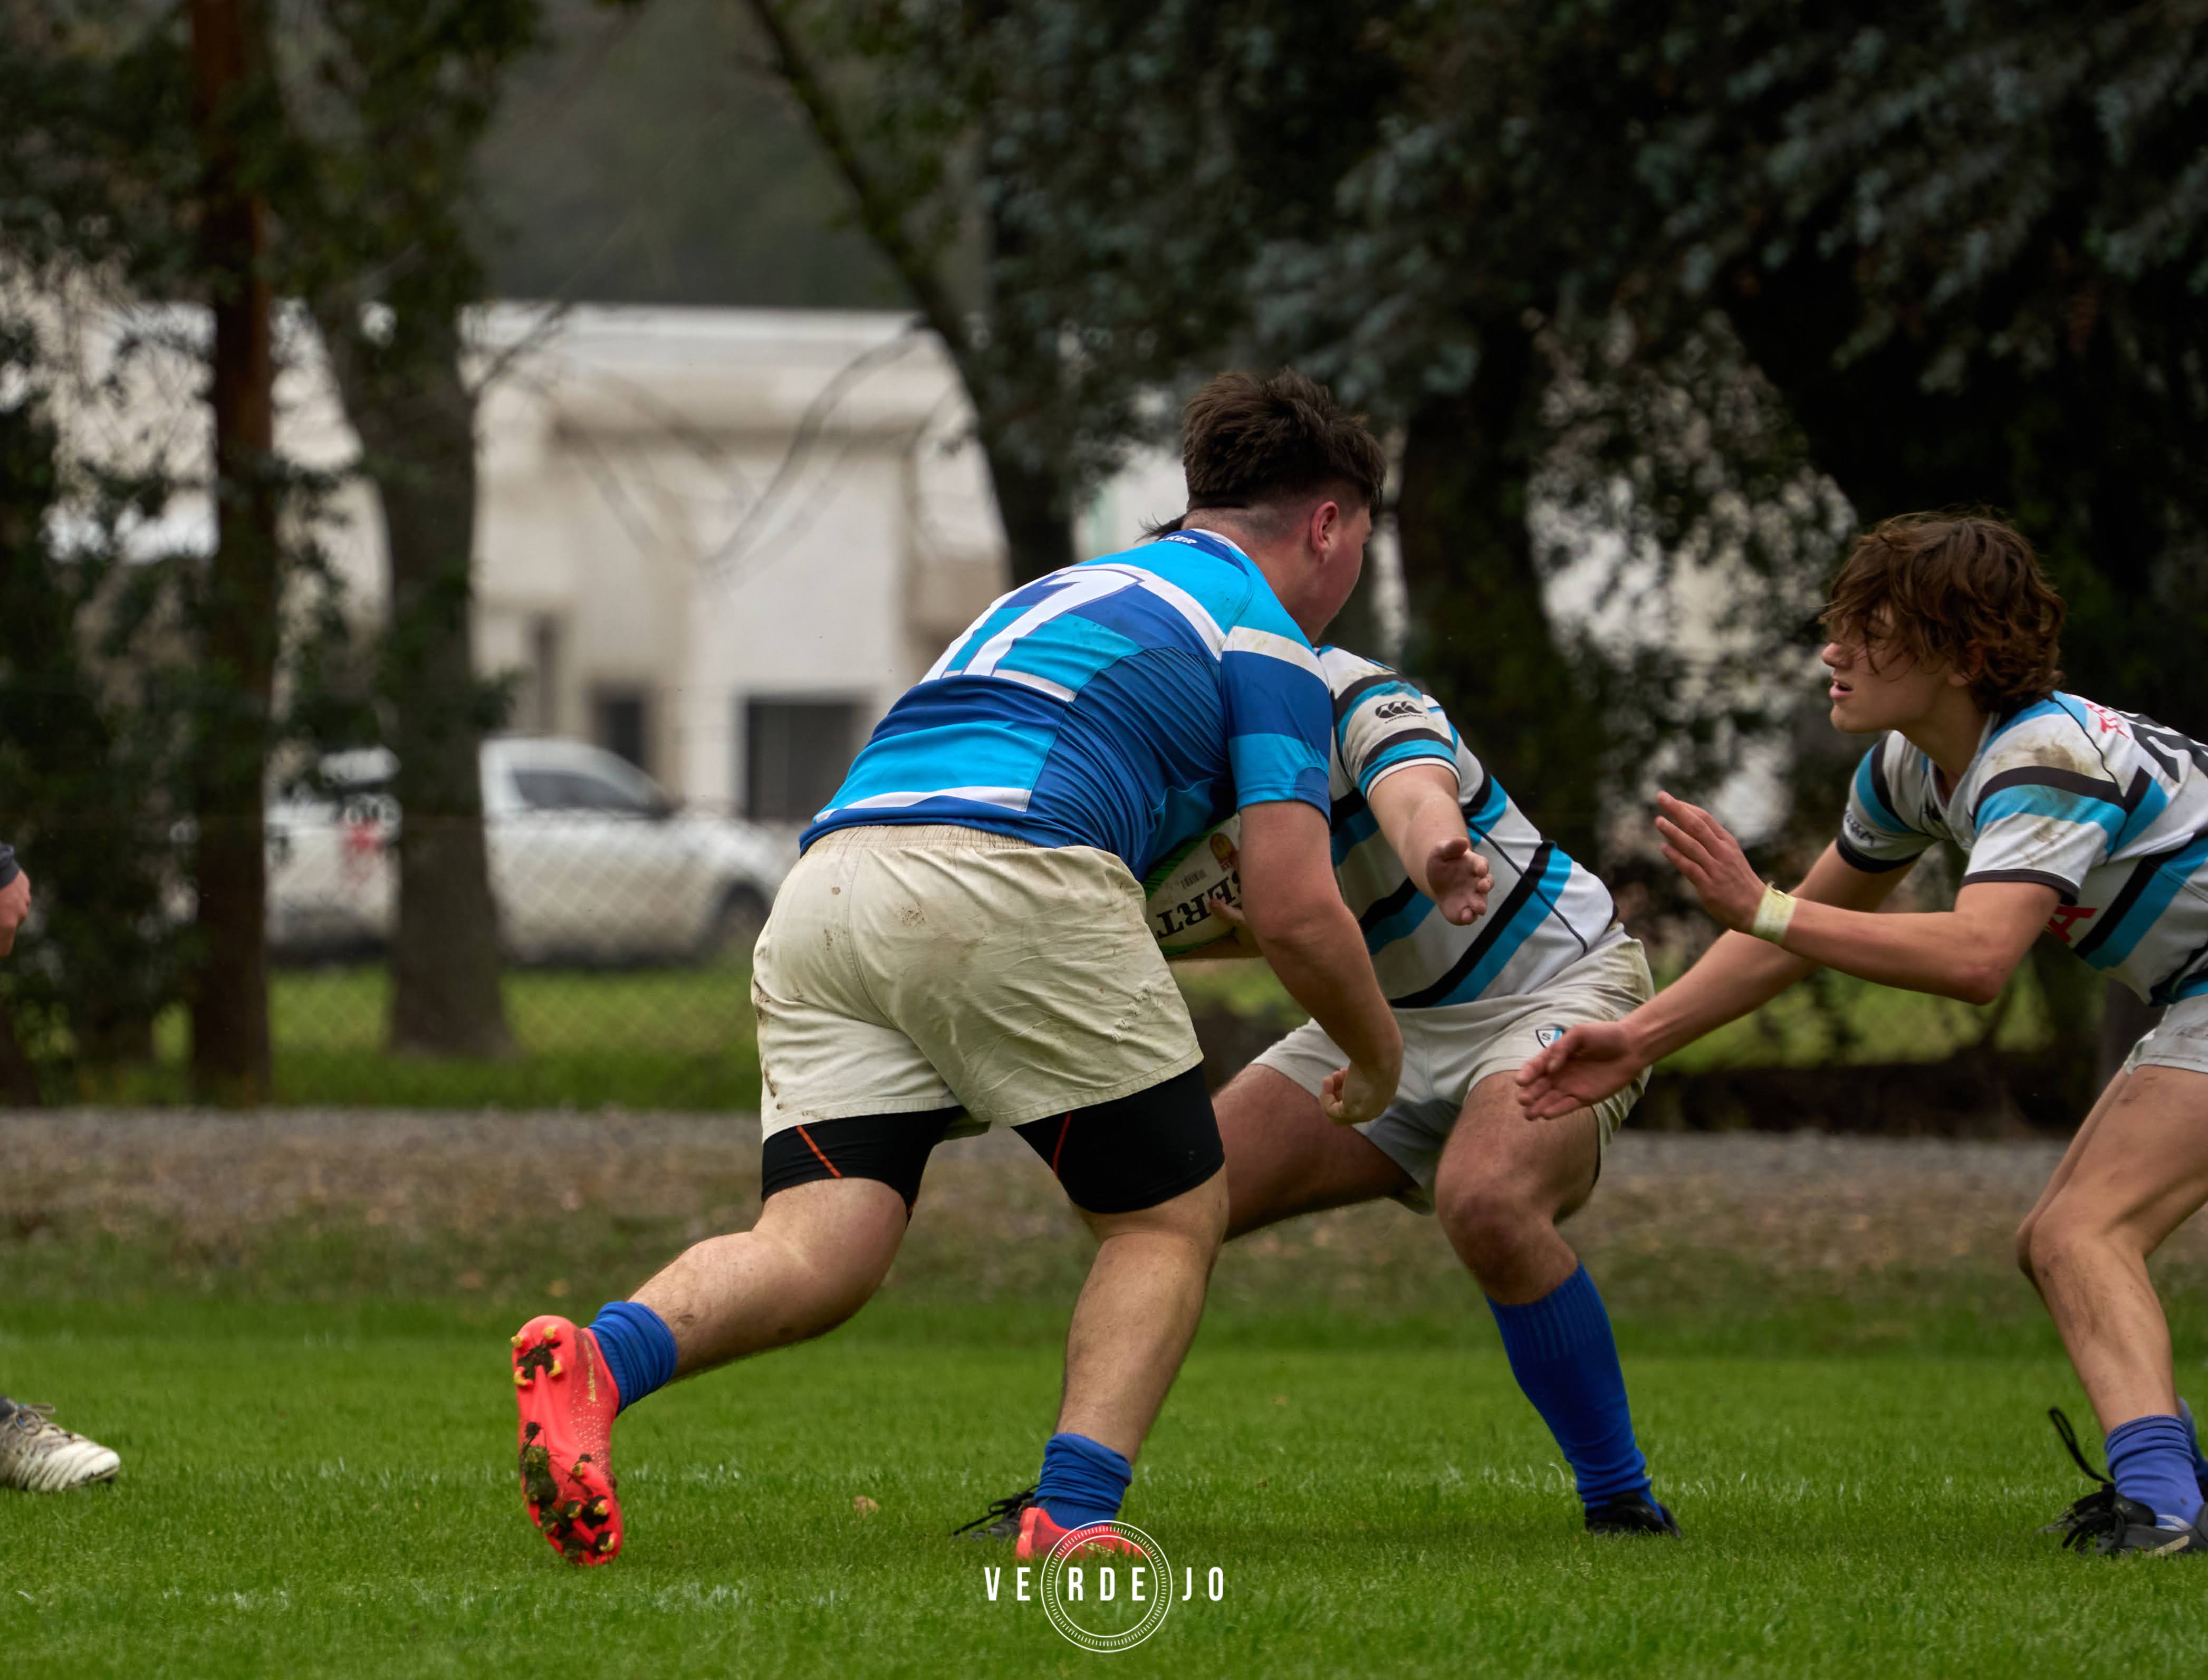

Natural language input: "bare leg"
[2019,1065,2208,1429]
[1433,1072,1599,1303]
[2015,1070,2130,1295]
[632,1178,910,1376]
[1054,1168,1228,1461]
[1216,1063,1413,1238]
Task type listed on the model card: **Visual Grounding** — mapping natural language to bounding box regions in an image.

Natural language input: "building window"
[594,689,650,773]
[529,616,561,735]
[745,699,859,822]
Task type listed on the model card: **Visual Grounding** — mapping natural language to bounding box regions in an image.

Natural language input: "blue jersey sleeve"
[1219,603,1330,814]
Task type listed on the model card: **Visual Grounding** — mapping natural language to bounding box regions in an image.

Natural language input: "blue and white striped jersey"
[1321,648,1621,1008]
[805,530,1332,876]
[1839,693,2208,1004]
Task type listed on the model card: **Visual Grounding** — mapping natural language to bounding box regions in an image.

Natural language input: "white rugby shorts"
[2120,992,2208,1080]
[1251,933,1654,1212]
[751,824,1203,1139]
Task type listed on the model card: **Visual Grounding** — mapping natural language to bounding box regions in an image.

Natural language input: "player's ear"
[1309,497,1340,555]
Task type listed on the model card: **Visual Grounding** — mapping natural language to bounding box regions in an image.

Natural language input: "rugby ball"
[1142,817,1243,953]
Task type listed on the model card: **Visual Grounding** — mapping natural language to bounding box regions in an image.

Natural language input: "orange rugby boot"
[511,1314,623,1566]
[1014,1503,1142,1562]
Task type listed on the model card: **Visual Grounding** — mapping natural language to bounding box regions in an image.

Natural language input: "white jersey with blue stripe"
[1838,692,2208,1004]
[1321,647,1621,1009]
[805,530,1333,876]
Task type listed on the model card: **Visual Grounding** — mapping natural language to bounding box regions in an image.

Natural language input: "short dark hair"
[1821,512,2066,712]
[1181,370,1386,516]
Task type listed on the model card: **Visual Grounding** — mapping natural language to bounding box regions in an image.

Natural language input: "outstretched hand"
[1514,1020,1644,1120]
[1654,791,1764,933]
[1425,836,1492,926]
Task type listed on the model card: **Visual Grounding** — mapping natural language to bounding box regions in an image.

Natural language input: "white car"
[266,737,796,963]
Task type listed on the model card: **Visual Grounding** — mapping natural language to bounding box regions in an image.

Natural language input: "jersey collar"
[1158,527,1253,568]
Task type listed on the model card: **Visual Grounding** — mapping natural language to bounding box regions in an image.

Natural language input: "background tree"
[276,0,551,1059]
[0,327,197,1102]
[184,0,284,1100]
[749,0,1407,584]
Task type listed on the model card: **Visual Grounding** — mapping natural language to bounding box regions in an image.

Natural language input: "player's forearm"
[1254,903,1401,1076]
[1625,930,1816,1065]
[1771,901,2015,1005]
[1404,803,1466,904]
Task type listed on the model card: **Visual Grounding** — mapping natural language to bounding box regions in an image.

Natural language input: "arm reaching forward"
[1518,796,2050,1119]
[1237,799,1403,1124]
[1366,763,1492,926]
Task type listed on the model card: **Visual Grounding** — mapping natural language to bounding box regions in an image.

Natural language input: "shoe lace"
[949,1485,1036,1538]
[2043,1407,2130,1552]
[5,1401,59,1434]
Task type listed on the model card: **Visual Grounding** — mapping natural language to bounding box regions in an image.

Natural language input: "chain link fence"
[0,737,804,1109]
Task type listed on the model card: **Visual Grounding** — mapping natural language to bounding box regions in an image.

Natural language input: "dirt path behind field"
[12,1111,2202,1320]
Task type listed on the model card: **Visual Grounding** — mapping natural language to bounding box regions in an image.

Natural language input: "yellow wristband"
[1749,882,1797,945]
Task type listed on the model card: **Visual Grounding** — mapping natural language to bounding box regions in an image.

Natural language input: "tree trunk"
[1395,316,1605,866]
[319,310,513,1059]
[187,0,277,1103]
[982,437,1077,587]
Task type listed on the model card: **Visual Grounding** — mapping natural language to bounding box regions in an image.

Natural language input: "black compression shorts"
[759,1065,1222,1216]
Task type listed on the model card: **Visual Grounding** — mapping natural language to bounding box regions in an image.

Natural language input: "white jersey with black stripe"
[1320,646,1620,1009]
[1837,692,2208,1004]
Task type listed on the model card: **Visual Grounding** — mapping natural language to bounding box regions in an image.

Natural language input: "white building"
[38,298,1191,821]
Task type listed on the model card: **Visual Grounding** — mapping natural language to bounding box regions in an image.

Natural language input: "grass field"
[61,951,2055,1111]
[7,1118,2208,1677]
[2,1299,2197,1678]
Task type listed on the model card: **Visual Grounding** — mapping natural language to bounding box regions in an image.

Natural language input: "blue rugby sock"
[1488,1264,1653,1510]
[2179,1398,2208,1494]
[587,1300,678,1413]
[2107,1414,2204,1528]
[1034,1432,1132,1531]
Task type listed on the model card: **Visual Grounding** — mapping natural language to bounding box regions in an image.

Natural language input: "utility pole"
[187,0,279,1101]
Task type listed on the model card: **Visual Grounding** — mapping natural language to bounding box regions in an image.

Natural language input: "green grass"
[51,940,2050,1111]
[95,962,767,1109]
[3,1296,2202,1678]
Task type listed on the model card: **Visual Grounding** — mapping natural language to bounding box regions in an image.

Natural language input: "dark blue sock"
[1034,1432,1132,1530]
[2180,1398,2208,1495]
[587,1300,678,1414]
[2107,1414,2204,1528]
[1487,1264,1653,1510]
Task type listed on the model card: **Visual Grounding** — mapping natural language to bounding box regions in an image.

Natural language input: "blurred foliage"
[0,339,194,1088]
[751,0,1409,580]
[476,0,905,308]
[5,0,2206,1109]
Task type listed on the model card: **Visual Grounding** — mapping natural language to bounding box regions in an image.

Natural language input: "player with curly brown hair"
[1520,511,2208,1557]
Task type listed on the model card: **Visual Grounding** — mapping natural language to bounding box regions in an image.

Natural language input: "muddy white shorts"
[2121,993,2208,1079]
[1251,933,1655,1212]
[751,824,1204,1140]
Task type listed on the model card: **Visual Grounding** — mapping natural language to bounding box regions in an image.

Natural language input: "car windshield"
[512,766,663,815]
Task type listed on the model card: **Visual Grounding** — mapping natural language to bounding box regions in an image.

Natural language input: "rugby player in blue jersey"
[1522,512,2208,1556]
[503,371,1406,1567]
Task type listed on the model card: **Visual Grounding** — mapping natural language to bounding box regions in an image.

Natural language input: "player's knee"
[1105,1166,1228,1253]
[2024,1201,2115,1281]
[1435,1178,1547,1281]
[2014,1213,2041,1282]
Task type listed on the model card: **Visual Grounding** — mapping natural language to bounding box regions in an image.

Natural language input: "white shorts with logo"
[751,824,1204,1140]
[1251,934,1655,1212]
[2120,993,2208,1079]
